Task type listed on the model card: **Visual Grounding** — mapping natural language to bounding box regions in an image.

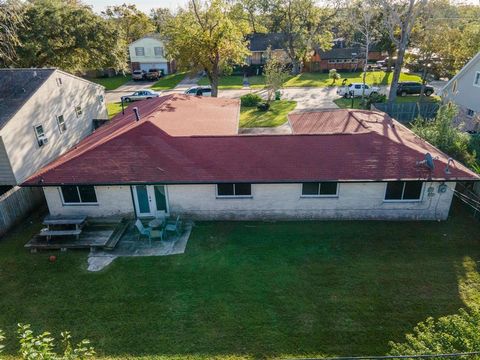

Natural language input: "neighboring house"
[442,51,480,132]
[246,33,289,66]
[0,68,108,191]
[23,95,478,221]
[306,38,385,73]
[129,34,175,75]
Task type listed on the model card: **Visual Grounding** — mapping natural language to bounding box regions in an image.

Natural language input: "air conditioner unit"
[38,137,48,147]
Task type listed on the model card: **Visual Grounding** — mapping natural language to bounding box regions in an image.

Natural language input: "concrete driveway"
[105,80,158,103]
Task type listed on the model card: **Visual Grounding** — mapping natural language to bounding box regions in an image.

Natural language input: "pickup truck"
[336,83,380,98]
[146,69,161,81]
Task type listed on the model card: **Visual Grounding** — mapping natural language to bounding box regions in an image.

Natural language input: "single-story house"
[0,68,107,192]
[442,51,480,132]
[305,38,386,73]
[129,34,175,75]
[23,94,478,221]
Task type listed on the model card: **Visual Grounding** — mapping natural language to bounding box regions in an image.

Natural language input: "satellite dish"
[425,153,435,170]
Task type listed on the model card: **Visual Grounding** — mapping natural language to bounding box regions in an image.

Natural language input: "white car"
[121,89,161,102]
[336,83,380,98]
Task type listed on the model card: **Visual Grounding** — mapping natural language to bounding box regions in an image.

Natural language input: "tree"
[150,7,174,34]
[268,0,335,74]
[349,0,379,100]
[103,4,155,45]
[328,68,340,85]
[163,0,250,97]
[0,0,23,66]
[381,0,427,105]
[16,0,127,73]
[0,324,94,360]
[264,47,289,101]
[389,308,480,355]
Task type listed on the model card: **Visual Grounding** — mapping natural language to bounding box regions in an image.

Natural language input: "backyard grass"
[106,102,129,118]
[1,203,479,359]
[151,72,187,91]
[240,100,297,127]
[89,74,131,90]
[334,95,441,109]
[198,75,266,89]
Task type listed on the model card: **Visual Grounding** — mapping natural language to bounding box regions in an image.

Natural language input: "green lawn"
[334,95,441,109]
[199,72,422,90]
[240,100,297,127]
[1,204,479,359]
[151,72,187,91]
[106,102,129,119]
[89,74,131,91]
[198,75,266,89]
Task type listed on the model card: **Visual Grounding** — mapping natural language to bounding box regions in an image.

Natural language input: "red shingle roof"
[23,104,478,186]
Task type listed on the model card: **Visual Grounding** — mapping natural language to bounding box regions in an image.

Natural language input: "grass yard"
[334,95,441,109]
[106,102,129,119]
[240,100,297,127]
[1,204,479,359]
[283,71,422,87]
[151,72,187,91]
[90,74,131,91]
[198,75,266,89]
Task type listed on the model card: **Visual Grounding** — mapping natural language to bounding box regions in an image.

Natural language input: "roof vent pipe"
[133,107,140,121]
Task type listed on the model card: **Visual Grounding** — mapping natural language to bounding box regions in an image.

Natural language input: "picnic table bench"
[39,215,87,240]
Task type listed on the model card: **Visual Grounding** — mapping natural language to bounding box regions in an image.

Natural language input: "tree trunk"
[208,71,219,97]
[387,45,406,105]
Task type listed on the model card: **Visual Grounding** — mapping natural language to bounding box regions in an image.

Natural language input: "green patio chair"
[165,216,182,238]
[135,220,166,246]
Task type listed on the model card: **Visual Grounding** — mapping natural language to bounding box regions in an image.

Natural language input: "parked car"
[396,82,434,97]
[146,68,161,81]
[121,89,161,102]
[132,70,146,81]
[337,83,380,98]
[184,86,212,97]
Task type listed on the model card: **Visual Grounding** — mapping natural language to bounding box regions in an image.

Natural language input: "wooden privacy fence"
[372,102,439,123]
[0,186,45,237]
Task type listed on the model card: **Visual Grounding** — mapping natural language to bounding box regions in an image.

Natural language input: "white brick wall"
[43,181,456,221]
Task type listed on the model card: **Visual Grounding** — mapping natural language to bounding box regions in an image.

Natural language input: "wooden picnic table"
[39,215,87,240]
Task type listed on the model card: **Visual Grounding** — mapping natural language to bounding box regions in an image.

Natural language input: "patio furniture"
[135,219,165,245]
[148,217,165,229]
[39,215,87,241]
[165,216,182,237]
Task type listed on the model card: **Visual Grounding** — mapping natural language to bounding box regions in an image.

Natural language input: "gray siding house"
[0,69,108,193]
[442,51,480,132]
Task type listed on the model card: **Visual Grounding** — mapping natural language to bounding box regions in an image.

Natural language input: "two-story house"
[0,68,108,194]
[442,51,480,132]
[128,34,175,75]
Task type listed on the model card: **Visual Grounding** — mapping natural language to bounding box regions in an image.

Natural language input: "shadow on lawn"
[0,203,478,359]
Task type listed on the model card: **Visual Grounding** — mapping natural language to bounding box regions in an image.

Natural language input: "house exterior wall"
[246,49,289,65]
[43,186,134,217]
[0,137,15,185]
[0,71,107,185]
[128,37,170,74]
[442,57,480,131]
[42,181,456,221]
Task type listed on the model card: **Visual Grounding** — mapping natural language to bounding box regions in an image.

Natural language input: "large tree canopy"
[163,0,250,97]
[16,0,126,72]
[0,0,23,66]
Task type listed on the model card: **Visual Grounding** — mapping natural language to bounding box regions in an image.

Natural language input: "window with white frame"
[60,185,97,204]
[34,125,47,147]
[474,72,480,87]
[384,181,423,201]
[216,183,252,197]
[467,109,475,117]
[302,182,338,196]
[135,47,145,56]
[154,47,164,57]
[75,105,82,117]
[56,115,66,133]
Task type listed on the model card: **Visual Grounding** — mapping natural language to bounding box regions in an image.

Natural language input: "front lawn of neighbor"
[1,203,479,359]
[106,102,129,118]
[334,95,441,109]
[90,74,131,90]
[240,100,297,127]
[151,72,187,91]
[284,71,422,87]
[198,75,266,89]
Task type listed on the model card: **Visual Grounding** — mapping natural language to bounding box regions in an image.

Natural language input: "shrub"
[329,69,341,85]
[240,93,262,107]
[257,102,270,111]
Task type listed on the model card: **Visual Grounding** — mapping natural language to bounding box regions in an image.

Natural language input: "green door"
[154,185,167,212]
[135,185,151,215]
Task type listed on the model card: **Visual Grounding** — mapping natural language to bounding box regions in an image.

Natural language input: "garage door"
[139,63,169,74]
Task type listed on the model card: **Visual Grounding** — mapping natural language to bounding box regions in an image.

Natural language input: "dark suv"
[396,82,434,97]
